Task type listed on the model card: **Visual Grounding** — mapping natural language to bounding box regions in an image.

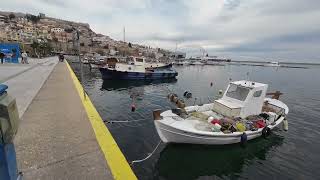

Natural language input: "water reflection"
[155,134,284,180]
[101,78,177,91]
[70,61,320,180]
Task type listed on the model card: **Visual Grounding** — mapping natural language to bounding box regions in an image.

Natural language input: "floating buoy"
[183,91,192,98]
[169,94,177,102]
[177,99,186,108]
[210,82,213,87]
[172,96,178,103]
[168,93,174,101]
[262,127,271,138]
[187,92,192,98]
[131,104,136,112]
[240,132,247,147]
[183,91,188,97]
[283,118,288,131]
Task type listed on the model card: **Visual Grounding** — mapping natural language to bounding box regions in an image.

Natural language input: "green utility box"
[0,85,20,144]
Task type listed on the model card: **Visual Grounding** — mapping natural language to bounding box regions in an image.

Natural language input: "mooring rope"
[130,140,162,165]
[105,118,151,123]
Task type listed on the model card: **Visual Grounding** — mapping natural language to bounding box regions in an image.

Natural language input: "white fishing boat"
[174,59,190,66]
[190,60,204,65]
[153,80,289,145]
[265,61,280,67]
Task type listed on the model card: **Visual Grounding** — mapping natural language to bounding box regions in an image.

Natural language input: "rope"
[105,118,151,123]
[130,140,162,165]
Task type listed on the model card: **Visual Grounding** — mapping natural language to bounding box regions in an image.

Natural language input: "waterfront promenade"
[0,58,136,179]
[0,57,58,117]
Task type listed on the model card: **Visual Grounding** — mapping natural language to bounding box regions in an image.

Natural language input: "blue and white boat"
[99,57,178,80]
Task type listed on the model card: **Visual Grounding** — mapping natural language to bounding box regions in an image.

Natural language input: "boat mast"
[123,26,126,42]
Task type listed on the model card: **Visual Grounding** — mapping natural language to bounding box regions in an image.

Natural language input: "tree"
[96,49,105,56]
[26,14,40,24]
[31,41,39,57]
[38,42,53,57]
[52,37,59,51]
[149,52,156,59]
[104,44,109,49]
[8,13,15,20]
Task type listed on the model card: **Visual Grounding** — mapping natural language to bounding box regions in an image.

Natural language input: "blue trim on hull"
[99,68,178,80]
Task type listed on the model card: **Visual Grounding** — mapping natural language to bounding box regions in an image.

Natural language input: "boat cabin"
[213,80,268,118]
[126,56,146,66]
[105,57,119,68]
[114,56,146,73]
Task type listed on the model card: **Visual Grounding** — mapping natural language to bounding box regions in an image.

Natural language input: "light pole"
[66,28,86,100]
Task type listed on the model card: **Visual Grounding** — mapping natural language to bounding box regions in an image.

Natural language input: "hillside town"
[0,11,175,59]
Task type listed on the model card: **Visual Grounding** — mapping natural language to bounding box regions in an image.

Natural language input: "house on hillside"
[51,27,64,33]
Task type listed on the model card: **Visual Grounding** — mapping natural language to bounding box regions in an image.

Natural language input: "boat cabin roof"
[231,80,267,89]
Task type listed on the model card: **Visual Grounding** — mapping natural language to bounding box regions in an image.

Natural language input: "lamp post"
[66,28,86,100]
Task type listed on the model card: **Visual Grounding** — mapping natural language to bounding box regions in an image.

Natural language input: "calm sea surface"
[69,61,320,180]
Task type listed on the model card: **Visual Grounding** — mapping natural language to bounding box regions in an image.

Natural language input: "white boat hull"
[154,116,284,145]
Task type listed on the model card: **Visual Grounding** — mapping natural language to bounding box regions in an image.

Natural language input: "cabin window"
[253,90,262,97]
[226,84,250,101]
[136,58,144,62]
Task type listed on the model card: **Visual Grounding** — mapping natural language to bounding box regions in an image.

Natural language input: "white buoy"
[283,118,288,131]
[207,116,214,123]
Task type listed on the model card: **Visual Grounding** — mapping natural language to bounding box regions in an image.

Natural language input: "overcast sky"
[1,0,320,62]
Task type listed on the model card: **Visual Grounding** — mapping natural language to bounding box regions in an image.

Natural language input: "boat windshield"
[136,58,144,62]
[225,84,250,101]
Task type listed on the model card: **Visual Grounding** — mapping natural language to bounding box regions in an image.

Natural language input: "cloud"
[1,0,320,62]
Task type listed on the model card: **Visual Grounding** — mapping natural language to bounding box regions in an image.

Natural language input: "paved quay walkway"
[14,62,114,179]
[0,57,59,118]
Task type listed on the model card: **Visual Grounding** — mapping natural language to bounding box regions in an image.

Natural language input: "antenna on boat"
[246,72,250,82]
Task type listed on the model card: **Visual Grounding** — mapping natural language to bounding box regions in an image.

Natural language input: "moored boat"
[265,61,280,67]
[174,59,190,66]
[99,56,178,80]
[153,80,289,145]
[190,60,204,65]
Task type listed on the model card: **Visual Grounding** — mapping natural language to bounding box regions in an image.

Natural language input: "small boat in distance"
[203,56,226,66]
[153,80,289,145]
[265,61,280,67]
[99,56,178,80]
[189,59,204,65]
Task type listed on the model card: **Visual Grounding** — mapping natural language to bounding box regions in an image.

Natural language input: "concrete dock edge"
[65,61,137,180]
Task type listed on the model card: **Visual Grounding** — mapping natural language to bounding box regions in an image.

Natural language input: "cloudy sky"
[1,0,320,62]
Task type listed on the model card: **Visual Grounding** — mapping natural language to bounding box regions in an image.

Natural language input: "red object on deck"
[254,120,266,128]
[210,119,221,125]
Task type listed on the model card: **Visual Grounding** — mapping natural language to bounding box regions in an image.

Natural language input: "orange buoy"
[131,104,136,112]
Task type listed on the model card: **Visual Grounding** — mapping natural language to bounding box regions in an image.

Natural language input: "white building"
[51,27,64,33]
[92,35,111,43]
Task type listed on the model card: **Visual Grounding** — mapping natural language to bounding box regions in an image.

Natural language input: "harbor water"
[69,62,320,180]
